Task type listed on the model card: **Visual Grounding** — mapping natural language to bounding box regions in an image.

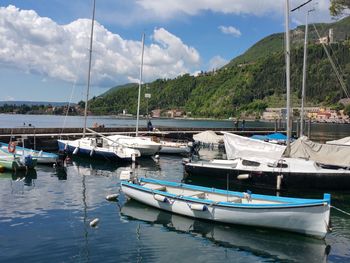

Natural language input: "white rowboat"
[120,176,331,238]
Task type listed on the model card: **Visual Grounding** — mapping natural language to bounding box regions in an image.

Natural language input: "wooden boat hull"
[121,178,330,238]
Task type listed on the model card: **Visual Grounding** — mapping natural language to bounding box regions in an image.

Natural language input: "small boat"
[184,133,350,190]
[0,149,37,171]
[0,142,59,164]
[120,174,331,238]
[58,137,141,162]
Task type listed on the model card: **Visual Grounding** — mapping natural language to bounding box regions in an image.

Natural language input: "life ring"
[8,142,16,153]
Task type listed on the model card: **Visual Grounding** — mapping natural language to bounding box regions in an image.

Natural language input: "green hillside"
[228,16,350,66]
[89,17,350,119]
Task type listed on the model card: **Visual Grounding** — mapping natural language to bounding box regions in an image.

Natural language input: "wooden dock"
[0,126,286,151]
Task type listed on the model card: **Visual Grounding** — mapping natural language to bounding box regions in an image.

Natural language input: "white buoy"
[154,154,160,159]
[237,174,250,180]
[90,218,99,227]
[190,204,207,211]
[106,194,119,201]
[153,194,168,202]
[73,147,79,155]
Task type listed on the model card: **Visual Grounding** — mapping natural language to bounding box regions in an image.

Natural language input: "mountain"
[89,16,350,118]
[228,16,350,66]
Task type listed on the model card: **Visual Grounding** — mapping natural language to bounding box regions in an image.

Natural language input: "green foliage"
[330,0,350,16]
[344,104,350,115]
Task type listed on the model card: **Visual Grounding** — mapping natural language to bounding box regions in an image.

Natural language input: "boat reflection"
[0,169,37,186]
[121,199,331,263]
[64,156,161,178]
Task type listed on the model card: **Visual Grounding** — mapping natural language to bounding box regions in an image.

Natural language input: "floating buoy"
[237,174,250,180]
[154,154,160,159]
[190,204,207,211]
[106,194,119,201]
[73,147,79,155]
[153,194,168,203]
[89,218,99,227]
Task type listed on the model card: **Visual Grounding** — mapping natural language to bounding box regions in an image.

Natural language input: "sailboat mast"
[136,33,145,137]
[83,0,96,138]
[285,0,291,156]
[301,10,313,137]
[300,11,309,137]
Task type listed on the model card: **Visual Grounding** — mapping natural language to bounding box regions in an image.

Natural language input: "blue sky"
[0,0,335,102]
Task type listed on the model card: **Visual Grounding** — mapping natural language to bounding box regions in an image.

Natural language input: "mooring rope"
[331,205,350,216]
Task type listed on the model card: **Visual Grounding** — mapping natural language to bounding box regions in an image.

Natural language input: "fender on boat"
[153,194,168,203]
[190,203,207,211]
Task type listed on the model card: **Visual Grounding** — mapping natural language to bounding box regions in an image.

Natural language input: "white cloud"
[136,0,333,23]
[218,26,241,37]
[0,5,200,87]
[208,56,228,71]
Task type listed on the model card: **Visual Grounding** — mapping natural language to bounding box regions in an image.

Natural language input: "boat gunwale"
[121,178,330,209]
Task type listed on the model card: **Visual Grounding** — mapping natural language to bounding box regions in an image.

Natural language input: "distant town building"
[316,28,334,45]
[151,109,161,118]
[166,109,185,118]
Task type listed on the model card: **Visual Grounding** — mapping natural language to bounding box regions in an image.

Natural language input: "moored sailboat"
[57,0,140,162]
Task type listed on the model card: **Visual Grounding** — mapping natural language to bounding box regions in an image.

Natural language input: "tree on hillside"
[330,0,350,16]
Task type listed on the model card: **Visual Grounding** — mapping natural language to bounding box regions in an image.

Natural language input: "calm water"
[0,115,350,262]
[0,151,350,263]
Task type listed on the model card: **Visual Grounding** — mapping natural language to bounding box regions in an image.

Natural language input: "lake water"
[0,115,350,262]
[1,113,350,141]
[0,151,350,263]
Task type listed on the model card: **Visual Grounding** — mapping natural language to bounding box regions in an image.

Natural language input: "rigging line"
[312,23,350,98]
[291,0,312,12]
[60,80,78,139]
[331,205,350,216]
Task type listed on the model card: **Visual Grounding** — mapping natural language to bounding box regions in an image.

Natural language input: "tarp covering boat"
[193,131,223,144]
[223,132,286,161]
[251,133,288,143]
[290,136,350,167]
[326,136,350,146]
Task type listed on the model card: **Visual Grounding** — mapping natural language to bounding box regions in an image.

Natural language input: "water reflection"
[0,169,37,188]
[121,199,330,263]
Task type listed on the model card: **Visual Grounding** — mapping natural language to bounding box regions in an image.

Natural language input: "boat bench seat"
[189,192,206,199]
[228,197,242,203]
[143,183,166,191]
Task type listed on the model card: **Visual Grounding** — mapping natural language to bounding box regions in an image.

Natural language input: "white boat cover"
[223,132,286,160]
[326,136,350,146]
[290,136,350,166]
[193,131,223,144]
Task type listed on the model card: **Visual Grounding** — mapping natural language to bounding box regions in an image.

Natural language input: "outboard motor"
[24,155,34,167]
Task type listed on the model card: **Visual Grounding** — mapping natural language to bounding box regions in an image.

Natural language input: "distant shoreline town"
[1,102,349,124]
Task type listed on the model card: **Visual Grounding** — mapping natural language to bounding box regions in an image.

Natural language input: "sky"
[0,0,338,103]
